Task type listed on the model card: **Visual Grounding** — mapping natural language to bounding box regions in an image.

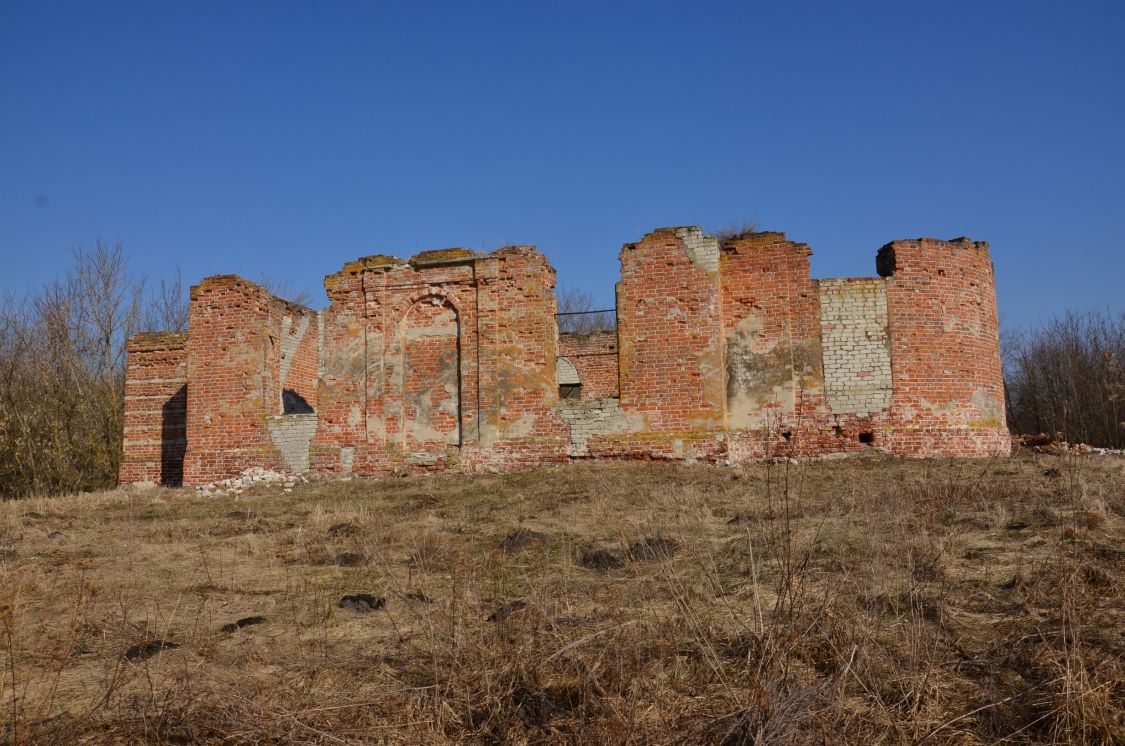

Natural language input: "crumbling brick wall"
[878,238,1009,456]
[119,332,187,485]
[312,246,569,478]
[279,310,318,413]
[120,225,1010,486]
[616,228,725,442]
[180,276,320,483]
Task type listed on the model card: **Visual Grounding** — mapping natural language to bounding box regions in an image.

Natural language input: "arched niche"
[398,296,462,448]
[557,356,581,400]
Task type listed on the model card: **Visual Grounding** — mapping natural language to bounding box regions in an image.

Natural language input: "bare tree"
[147,267,189,332]
[0,240,147,497]
[1004,309,1125,448]
[256,275,313,307]
[557,286,615,335]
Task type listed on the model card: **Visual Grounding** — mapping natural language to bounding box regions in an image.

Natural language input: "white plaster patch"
[502,413,537,439]
[971,387,1003,424]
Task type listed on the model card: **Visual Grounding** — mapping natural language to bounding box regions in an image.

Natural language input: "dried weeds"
[1,455,1123,743]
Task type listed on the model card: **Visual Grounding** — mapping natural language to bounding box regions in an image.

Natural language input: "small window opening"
[832,425,844,438]
[283,389,315,414]
[780,430,792,441]
[858,431,875,445]
[559,383,582,400]
[876,245,897,277]
[556,356,581,401]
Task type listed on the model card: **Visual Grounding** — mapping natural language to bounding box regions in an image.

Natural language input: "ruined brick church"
[119,227,1010,486]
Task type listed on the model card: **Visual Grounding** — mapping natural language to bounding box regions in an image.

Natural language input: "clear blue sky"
[2,1,1122,328]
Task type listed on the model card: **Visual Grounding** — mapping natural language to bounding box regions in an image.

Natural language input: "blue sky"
[2,1,1122,328]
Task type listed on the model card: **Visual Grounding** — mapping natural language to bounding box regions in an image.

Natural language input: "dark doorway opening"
[160,385,187,486]
[283,389,315,414]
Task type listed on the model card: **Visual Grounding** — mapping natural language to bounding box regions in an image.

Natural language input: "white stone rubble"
[195,466,309,496]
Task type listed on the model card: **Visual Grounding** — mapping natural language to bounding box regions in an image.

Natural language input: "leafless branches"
[0,241,183,498]
[1005,310,1125,448]
[556,286,614,335]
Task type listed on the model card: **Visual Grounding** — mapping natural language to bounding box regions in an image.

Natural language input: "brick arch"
[397,295,462,449]
[399,287,464,317]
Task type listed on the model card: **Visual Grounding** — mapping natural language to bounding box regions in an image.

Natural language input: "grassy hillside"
[2,455,1123,744]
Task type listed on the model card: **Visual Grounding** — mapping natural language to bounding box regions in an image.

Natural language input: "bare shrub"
[0,241,190,498]
[146,267,189,333]
[713,219,761,244]
[1005,310,1125,448]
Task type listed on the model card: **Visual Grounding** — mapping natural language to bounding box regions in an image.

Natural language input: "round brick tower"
[878,237,1010,457]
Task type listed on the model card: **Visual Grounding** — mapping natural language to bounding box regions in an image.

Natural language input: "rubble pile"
[1016,433,1125,457]
[196,467,308,496]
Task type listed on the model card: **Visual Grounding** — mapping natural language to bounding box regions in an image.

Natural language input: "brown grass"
[1,454,1123,744]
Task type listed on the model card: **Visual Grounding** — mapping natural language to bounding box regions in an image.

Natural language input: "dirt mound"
[579,548,622,573]
[339,594,385,613]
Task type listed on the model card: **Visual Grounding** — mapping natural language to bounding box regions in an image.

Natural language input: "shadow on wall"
[283,389,315,415]
[160,385,186,486]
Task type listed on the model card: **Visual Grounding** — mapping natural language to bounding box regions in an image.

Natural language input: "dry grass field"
[1,454,1123,744]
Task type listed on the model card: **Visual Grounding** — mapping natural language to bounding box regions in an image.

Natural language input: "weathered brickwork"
[878,238,1009,456]
[180,276,320,484]
[266,413,318,472]
[558,330,619,399]
[310,246,569,477]
[557,398,640,457]
[120,226,1010,485]
[617,227,725,437]
[118,332,187,485]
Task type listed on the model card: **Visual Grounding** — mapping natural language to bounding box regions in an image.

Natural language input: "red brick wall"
[119,332,187,485]
[280,304,319,412]
[182,276,278,483]
[880,238,1009,456]
[312,247,568,477]
[400,297,461,448]
[617,227,724,432]
[720,233,824,420]
[120,226,1010,486]
[311,262,368,473]
[558,330,619,399]
[181,277,320,483]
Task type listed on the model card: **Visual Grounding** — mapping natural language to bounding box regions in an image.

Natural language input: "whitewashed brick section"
[674,227,720,273]
[266,413,318,472]
[557,356,580,385]
[557,398,640,456]
[818,278,892,416]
